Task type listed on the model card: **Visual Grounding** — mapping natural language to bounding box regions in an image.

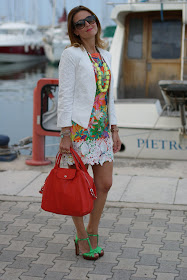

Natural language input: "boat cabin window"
[127,17,143,59]
[151,20,181,59]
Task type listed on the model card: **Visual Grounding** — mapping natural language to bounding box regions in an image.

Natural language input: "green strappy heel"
[74,235,99,260]
[87,233,104,257]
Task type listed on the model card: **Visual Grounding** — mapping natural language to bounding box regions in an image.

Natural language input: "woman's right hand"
[59,136,72,154]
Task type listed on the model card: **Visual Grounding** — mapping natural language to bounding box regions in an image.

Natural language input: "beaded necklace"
[87,49,110,93]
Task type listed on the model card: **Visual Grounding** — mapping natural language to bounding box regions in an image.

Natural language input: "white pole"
[52,0,56,27]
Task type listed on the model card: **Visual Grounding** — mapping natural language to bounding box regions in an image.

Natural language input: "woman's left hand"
[112,131,121,154]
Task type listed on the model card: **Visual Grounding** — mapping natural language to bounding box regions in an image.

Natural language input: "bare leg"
[87,161,113,249]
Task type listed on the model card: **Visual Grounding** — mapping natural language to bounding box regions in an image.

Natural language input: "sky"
[0,0,127,28]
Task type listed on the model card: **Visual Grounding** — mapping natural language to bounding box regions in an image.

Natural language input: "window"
[152,20,181,59]
[127,17,143,59]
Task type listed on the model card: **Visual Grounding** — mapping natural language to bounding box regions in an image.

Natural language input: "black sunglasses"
[74,15,96,30]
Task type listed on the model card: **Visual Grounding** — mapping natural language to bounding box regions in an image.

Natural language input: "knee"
[97,178,112,194]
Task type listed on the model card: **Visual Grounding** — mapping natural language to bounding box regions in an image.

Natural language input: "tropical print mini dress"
[64,52,113,166]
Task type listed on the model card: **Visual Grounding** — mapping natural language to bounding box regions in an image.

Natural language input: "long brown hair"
[67,5,107,49]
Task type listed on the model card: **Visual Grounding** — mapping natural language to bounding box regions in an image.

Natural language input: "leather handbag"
[40,148,97,216]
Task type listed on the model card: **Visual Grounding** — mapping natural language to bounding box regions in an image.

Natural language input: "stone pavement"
[1,201,187,280]
[0,156,187,279]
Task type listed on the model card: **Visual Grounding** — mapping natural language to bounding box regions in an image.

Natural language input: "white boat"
[109,0,187,160]
[43,1,70,64]
[0,22,45,63]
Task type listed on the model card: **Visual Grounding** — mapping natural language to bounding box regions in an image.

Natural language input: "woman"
[57,5,121,260]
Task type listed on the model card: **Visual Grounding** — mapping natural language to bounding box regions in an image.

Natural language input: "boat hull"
[0,46,45,62]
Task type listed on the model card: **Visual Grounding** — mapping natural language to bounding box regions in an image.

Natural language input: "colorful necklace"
[87,49,110,93]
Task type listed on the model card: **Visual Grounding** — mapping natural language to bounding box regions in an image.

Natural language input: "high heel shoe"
[87,233,104,257]
[74,235,99,260]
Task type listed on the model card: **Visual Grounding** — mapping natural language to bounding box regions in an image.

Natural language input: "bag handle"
[55,149,87,173]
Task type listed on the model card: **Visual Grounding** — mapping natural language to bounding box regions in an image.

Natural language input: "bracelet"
[60,130,71,138]
[111,127,119,133]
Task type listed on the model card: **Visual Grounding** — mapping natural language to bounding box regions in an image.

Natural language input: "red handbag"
[40,148,97,216]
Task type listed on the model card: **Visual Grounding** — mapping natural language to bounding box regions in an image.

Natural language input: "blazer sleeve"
[57,49,76,128]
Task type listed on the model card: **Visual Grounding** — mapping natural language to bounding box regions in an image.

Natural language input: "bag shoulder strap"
[70,148,87,172]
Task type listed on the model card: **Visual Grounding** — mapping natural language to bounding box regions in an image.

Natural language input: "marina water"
[0,61,60,156]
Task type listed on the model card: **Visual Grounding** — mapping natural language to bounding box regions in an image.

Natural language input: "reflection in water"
[0,61,59,156]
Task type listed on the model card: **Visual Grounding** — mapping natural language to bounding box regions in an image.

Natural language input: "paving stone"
[102,207,122,214]
[71,257,95,268]
[179,246,187,257]
[132,265,157,278]
[131,278,157,280]
[0,201,16,211]
[44,271,69,280]
[16,212,37,220]
[144,234,164,245]
[48,234,69,244]
[58,249,78,261]
[102,213,119,220]
[154,273,178,280]
[7,256,35,269]
[41,243,65,255]
[99,219,115,228]
[178,257,187,268]
[22,264,52,277]
[131,222,151,230]
[165,224,184,232]
[113,258,138,270]
[150,219,168,227]
[22,224,43,233]
[115,217,134,225]
[64,266,93,279]
[110,269,135,280]
[98,228,111,237]
[26,203,42,212]
[120,209,137,218]
[62,239,75,250]
[107,233,128,242]
[148,227,167,235]
[54,225,75,234]
[155,260,179,273]
[96,252,119,263]
[0,234,16,245]
[30,216,49,225]
[0,221,13,230]
[0,268,27,279]
[158,250,180,261]
[170,211,185,217]
[89,263,115,275]
[180,237,187,246]
[119,247,141,259]
[0,250,20,262]
[137,209,153,215]
[32,253,59,265]
[161,240,182,251]
[87,275,112,280]
[47,260,76,273]
[20,277,44,280]
[3,225,24,235]
[175,268,187,280]
[135,215,153,222]
[10,218,30,227]
[139,244,163,256]
[167,217,185,224]
[128,229,148,239]
[46,217,66,226]
[136,254,159,266]
[4,240,29,251]
[104,242,123,253]
[14,231,38,241]
[26,237,52,248]
[152,210,170,219]
[0,261,11,273]
[1,214,20,221]
[163,232,183,241]
[122,238,144,248]
[111,224,130,234]
[17,247,43,258]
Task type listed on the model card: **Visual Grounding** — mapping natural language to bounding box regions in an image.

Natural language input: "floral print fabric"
[64,53,113,166]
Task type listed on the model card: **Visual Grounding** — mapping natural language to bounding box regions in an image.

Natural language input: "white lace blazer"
[57,46,117,129]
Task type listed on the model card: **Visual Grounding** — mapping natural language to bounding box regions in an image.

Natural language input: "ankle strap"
[88,233,98,237]
[77,237,89,241]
